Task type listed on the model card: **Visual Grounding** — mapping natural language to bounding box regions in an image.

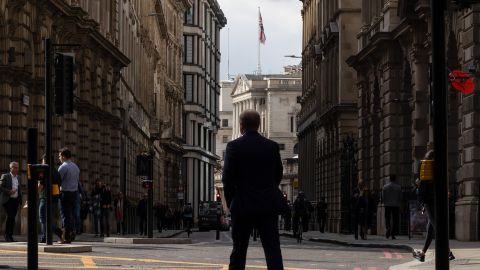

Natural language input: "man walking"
[382,174,402,239]
[0,162,22,242]
[223,109,284,270]
[58,147,80,243]
[316,197,327,233]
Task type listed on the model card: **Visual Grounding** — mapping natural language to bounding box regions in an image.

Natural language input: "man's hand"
[9,188,17,195]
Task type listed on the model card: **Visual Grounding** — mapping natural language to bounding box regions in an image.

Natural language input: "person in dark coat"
[316,197,327,233]
[137,194,147,235]
[222,110,284,270]
[100,184,112,237]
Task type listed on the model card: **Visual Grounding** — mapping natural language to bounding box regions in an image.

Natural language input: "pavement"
[280,230,480,269]
[0,229,184,253]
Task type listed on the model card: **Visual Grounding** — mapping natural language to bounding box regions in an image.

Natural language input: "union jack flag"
[259,10,266,44]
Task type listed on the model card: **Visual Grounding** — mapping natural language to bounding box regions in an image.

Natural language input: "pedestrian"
[356,185,370,240]
[38,155,63,243]
[57,147,80,244]
[412,142,455,262]
[382,174,402,239]
[351,185,361,240]
[75,181,87,234]
[292,191,313,236]
[114,192,124,235]
[283,201,292,231]
[182,203,193,231]
[91,180,103,237]
[137,194,147,235]
[316,196,327,233]
[154,201,166,233]
[0,161,22,242]
[101,184,112,237]
[222,109,285,269]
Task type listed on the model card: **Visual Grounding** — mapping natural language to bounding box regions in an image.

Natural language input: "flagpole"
[257,7,261,75]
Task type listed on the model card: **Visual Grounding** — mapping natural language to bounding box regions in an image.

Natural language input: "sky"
[217,0,303,81]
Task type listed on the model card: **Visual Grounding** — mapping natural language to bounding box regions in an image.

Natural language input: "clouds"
[218,0,302,80]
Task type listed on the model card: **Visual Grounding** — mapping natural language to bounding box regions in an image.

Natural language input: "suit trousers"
[229,213,283,270]
[384,206,399,237]
[3,198,19,237]
[60,191,77,237]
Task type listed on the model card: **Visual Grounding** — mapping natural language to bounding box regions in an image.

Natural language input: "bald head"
[240,110,260,133]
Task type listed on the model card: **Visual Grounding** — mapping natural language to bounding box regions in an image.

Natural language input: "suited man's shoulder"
[0,173,10,180]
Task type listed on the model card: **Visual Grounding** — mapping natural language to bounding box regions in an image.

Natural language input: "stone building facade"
[347,0,479,241]
[214,80,234,210]
[182,0,226,221]
[298,0,361,233]
[0,0,189,234]
[231,71,302,160]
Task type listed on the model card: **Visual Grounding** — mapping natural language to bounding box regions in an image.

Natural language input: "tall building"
[298,0,361,233]
[231,70,302,160]
[214,80,234,209]
[0,0,189,235]
[182,0,226,221]
[347,1,480,241]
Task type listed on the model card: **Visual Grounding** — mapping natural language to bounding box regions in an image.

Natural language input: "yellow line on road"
[81,256,97,268]
[0,249,320,270]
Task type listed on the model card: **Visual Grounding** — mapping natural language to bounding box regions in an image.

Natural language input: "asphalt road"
[0,230,412,269]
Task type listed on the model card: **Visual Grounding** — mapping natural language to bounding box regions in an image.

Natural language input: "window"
[222,119,228,127]
[278,144,285,150]
[184,35,193,63]
[185,7,193,24]
[290,116,295,133]
[222,136,228,143]
[184,74,193,102]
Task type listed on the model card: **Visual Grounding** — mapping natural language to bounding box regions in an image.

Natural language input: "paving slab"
[104,237,192,244]
[0,242,92,253]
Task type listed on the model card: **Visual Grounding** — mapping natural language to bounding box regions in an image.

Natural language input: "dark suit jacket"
[222,130,283,216]
[0,173,22,206]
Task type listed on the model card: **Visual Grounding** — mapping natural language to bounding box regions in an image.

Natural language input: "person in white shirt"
[0,162,22,242]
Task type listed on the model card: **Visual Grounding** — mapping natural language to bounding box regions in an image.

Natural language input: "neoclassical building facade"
[182,0,226,221]
[231,71,302,160]
[347,0,479,240]
[0,0,189,234]
[298,0,361,233]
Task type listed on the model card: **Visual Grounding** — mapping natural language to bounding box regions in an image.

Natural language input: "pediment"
[230,74,251,96]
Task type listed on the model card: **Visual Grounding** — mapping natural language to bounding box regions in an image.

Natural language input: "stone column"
[410,44,429,175]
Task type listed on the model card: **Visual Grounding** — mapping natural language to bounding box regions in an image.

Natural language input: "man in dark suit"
[0,161,22,242]
[222,109,284,270]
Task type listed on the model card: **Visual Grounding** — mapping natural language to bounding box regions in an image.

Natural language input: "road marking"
[384,251,393,259]
[81,256,97,268]
[0,250,320,270]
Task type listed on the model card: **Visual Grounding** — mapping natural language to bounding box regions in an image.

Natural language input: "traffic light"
[54,53,75,115]
[28,164,49,182]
